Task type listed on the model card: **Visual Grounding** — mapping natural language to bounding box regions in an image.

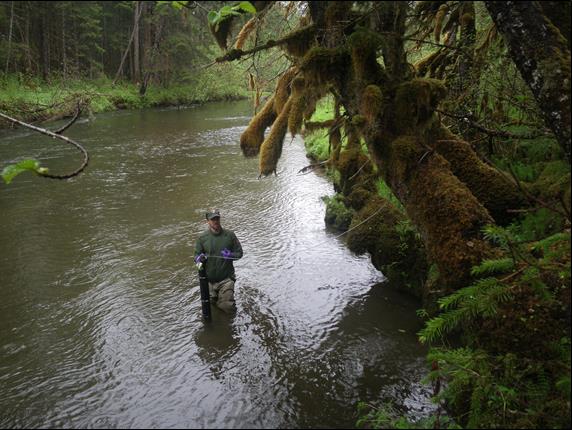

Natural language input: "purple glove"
[195,253,207,264]
[221,249,232,259]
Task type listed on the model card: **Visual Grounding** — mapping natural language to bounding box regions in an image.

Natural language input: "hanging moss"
[330,124,342,165]
[283,25,317,58]
[434,3,449,42]
[347,28,384,82]
[240,95,277,157]
[259,99,293,176]
[288,77,308,136]
[360,85,383,125]
[302,86,328,121]
[414,50,441,77]
[336,133,373,196]
[299,47,350,89]
[394,78,447,132]
[289,96,307,136]
[235,18,257,50]
[273,68,298,115]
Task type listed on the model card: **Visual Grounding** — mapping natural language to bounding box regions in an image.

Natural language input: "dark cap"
[206,210,221,220]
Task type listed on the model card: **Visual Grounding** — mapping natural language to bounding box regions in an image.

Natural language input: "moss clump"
[414,50,441,77]
[283,25,317,58]
[434,129,529,225]
[325,1,354,28]
[345,186,373,210]
[532,160,571,207]
[394,78,447,132]
[299,46,350,89]
[347,28,383,82]
[336,145,374,195]
[346,196,428,296]
[360,85,383,125]
[240,95,277,157]
[273,67,298,115]
[385,135,425,183]
[287,77,308,136]
[324,193,354,231]
[259,99,292,176]
[351,115,366,127]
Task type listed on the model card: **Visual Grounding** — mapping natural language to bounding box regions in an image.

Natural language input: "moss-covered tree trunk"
[239,1,507,297]
[343,3,496,295]
[485,1,571,162]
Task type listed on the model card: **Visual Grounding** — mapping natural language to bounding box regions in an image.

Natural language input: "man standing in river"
[194,210,243,314]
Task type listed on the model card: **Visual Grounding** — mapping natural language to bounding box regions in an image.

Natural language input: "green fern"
[532,231,571,254]
[419,277,512,344]
[482,224,512,248]
[471,257,515,276]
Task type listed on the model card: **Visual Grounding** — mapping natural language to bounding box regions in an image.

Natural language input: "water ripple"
[0,101,433,429]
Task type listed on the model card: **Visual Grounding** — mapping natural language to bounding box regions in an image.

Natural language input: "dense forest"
[0,1,291,124]
[1,1,570,429]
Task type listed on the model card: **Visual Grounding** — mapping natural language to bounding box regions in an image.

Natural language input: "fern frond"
[482,224,512,248]
[532,232,571,253]
[471,258,515,276]
[421,277,510,343]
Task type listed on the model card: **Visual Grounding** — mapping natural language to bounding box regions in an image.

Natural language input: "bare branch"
[0,111,89,180]
[436,109,552,139]
[54,101,83,134]
[297,159,329,175]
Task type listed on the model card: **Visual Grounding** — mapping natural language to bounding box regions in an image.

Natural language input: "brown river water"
[0,100,434,428]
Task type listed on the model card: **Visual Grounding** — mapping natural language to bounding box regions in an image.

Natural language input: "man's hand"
[195,253,207,264]
[221,249,232,259]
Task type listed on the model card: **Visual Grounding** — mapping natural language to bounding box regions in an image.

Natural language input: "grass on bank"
[0,64,249,125]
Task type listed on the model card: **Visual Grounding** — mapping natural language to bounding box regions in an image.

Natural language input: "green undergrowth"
[415,207,571,429]
[0,66,248,126]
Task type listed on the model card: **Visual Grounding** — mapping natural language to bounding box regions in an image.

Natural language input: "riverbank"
[301,98,571,429]
[0,73,249,128]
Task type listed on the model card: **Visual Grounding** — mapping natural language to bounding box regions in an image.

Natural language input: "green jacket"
[194,228,243,282]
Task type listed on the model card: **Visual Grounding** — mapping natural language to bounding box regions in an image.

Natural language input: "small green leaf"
[2,159,47,184]
[237,1,256,14]
[220,5,234,15]
[207,10,219,25]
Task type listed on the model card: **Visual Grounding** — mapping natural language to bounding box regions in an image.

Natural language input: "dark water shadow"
[194,309,240,373]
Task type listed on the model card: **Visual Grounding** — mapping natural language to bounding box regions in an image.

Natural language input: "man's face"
[207,217,221,233]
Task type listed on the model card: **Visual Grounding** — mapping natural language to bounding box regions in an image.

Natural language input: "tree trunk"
[113,2,143,85]
[485,1,571,162]
[41,8,50,80]
[133,1,141,83]
[5,1,15,74]
[328,2,496,295]
[62,5,67,79]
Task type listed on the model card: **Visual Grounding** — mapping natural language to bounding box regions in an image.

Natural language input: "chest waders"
[199,263,211,320]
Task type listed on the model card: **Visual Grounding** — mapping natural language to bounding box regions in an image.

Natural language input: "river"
[0,100,434,428]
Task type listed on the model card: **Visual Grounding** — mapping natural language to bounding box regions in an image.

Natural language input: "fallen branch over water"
[0,110,89,181]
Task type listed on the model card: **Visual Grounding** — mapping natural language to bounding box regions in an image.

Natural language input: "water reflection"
[195,314,240,374]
